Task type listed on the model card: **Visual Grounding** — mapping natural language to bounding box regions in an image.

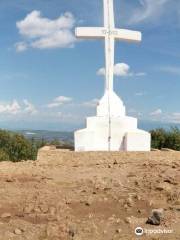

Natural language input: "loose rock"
[14,228,22,235]
[156,183,171,192]
[1,213,11,218]
[116,228,122,233]
[146,209,164,226]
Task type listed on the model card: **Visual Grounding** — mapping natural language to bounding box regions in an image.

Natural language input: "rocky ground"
[0,148,179,240]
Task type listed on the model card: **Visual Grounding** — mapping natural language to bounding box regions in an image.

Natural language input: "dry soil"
[0,148,179,240]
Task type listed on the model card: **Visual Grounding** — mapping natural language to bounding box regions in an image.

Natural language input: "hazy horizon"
[0,119,179,132]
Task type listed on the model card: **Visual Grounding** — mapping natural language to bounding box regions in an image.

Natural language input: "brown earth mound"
[0,148,179,240]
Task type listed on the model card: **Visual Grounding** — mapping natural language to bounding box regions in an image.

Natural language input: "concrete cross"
[75,0,141,92]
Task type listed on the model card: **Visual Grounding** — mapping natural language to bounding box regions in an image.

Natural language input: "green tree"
[165,127,180,150]
[150,127,180,151]
[0,130,40,162]
[0,149,10,162]
[150,128,167,149]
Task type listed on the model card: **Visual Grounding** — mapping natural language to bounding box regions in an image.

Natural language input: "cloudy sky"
[0,0,180,130]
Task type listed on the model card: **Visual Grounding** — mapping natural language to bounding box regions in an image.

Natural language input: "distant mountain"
[2,120,180,144]
[16,130,74,143]
[139,120,180,131]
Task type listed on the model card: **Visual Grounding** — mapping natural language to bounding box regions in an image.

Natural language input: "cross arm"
[114,29,142,43]
[75,27,105,39]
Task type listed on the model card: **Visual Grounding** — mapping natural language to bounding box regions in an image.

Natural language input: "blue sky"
[0,0,180,130]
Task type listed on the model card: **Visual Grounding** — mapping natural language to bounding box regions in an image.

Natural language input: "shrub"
[150,128,167,149]
[0,149,10,162]
[150,127,180,150]
[0,130,38,162]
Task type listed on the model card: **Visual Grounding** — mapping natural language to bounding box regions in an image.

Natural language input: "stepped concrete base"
[74,90,151,152]
[75,116,151,152]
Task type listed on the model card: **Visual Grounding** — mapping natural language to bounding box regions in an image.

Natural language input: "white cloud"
[128,108,142,117]
[97,68,105,76]
[164,112,180,123]
[82,98,99,108]
[128,0,170,25]
[16,11,76,51]
[15,42,28,52]
[0,99,39,116]
[114,63,130,76]
[23,99,37,114]
[97,63,146,77]
[57,112,77,120]
[150,109,162,116]
[47,96,72,108]
[159,66,180,76]
[135,72,146,77]
[0,100,21,115]
[135,92,146,96]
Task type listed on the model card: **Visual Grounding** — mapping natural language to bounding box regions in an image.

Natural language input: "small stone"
[134,180,139,186]
[85,198,93,206]
[164,178,178,185]
[6,178,14,183]
[14,228,22,235]
[124,204,129,210]
[88,213,93,219]
[34,206,41,213]
[146,208,164,226]
[175,205,180,211]
[137,209,141,214]
[126,197,133,207]
[15,212,24,218]
[116,218,121,223]
[116,229,122,233]
[174,200,180,205]
[85,201,91,206]
[81,189,86,193]
[103,187,111,191]
[68,229,75,237]
[108,216,114,221]
[127,173,136,178]
[1,213,11,218]
[124,217,131,224]
[65,200,71,205]
[134,194,141,201]
[113,160,118,165]
[24,204,34,214]
[40,205,49,213]
[156,183,171,192]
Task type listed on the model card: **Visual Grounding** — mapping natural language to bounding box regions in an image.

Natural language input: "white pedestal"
[74,90,151,152]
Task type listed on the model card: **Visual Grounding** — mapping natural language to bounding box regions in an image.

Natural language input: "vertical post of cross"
[104,0,115,92]
[103,0,115,150]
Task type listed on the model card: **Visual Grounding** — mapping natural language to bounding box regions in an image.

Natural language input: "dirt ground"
[0,148,179,240]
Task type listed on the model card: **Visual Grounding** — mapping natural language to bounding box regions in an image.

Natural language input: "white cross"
[75,0,142,92]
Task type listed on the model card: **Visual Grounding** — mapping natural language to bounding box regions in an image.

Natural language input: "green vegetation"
[0,130,38,162]
[150,127,180,150]
[0,129,74,162]
[0,149,10,162]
